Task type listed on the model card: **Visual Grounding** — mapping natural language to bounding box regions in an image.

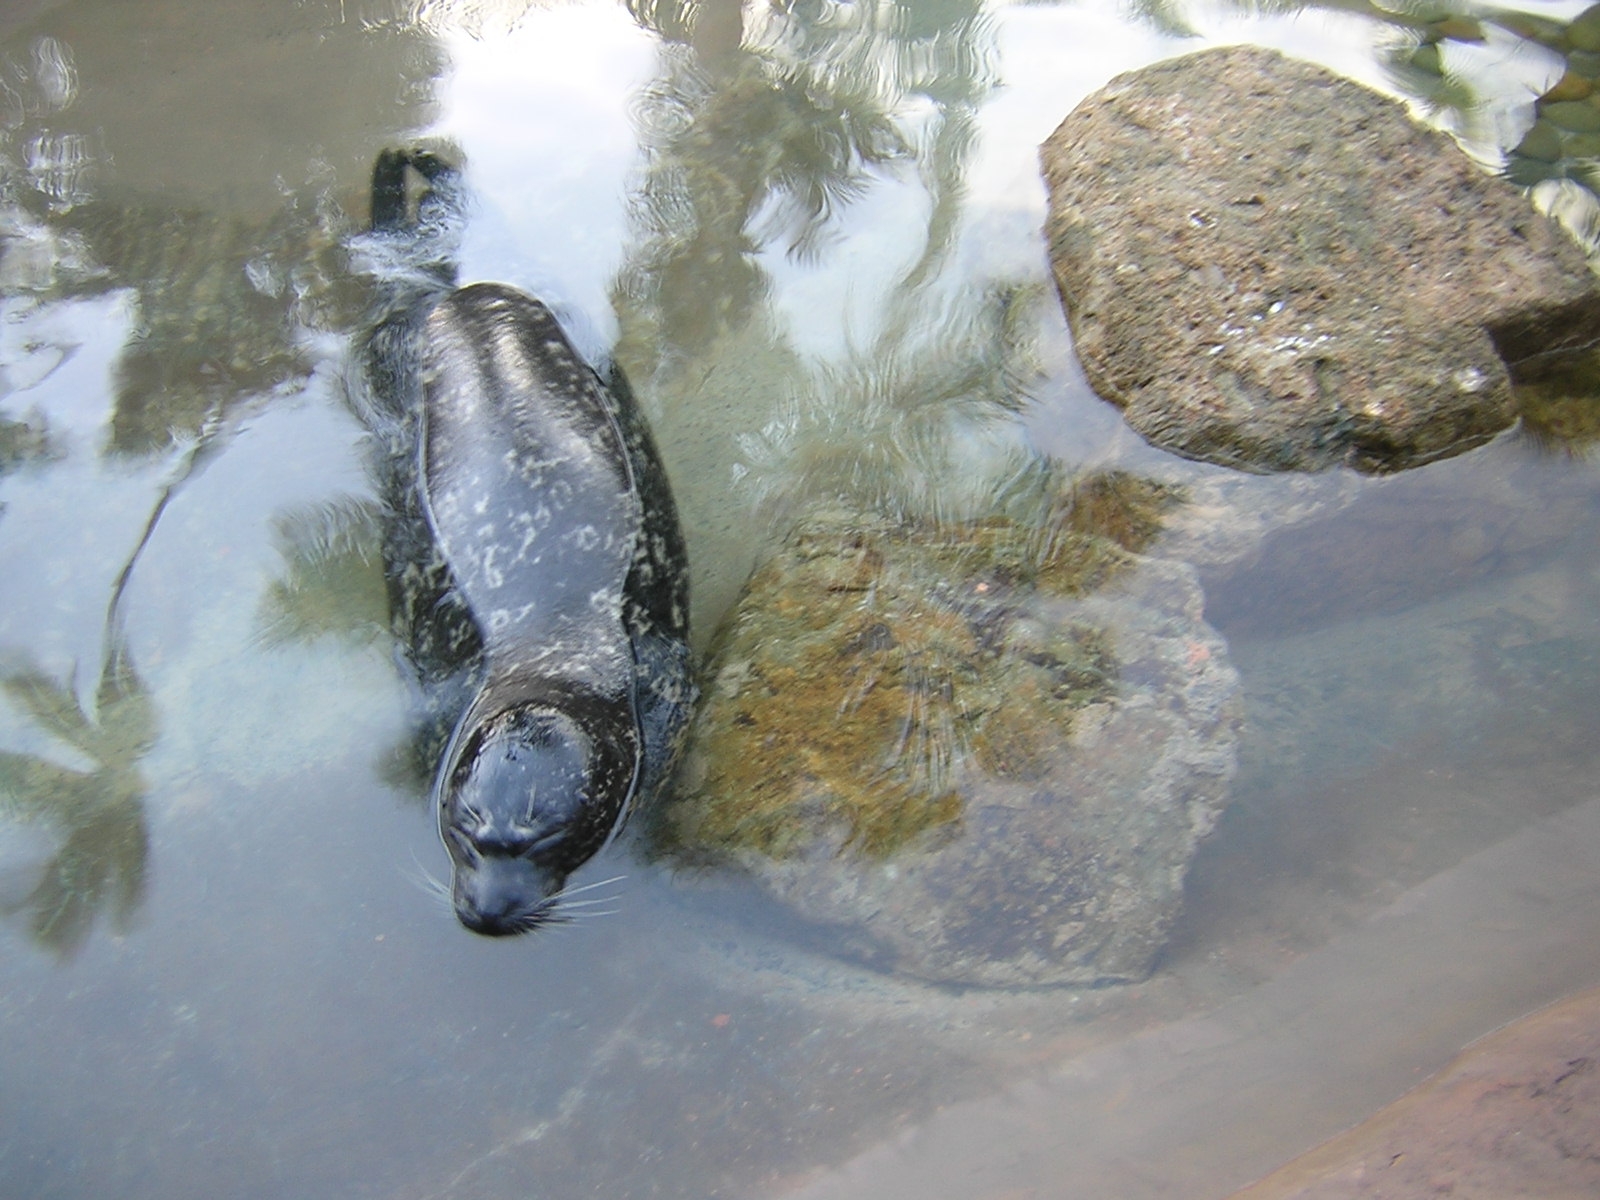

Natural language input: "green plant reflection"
[615,0,995,375]
[0,632,152,956]
[0,419,190,955]
[736,282,1045,527]
[617,0,902,371]
[1504,4,1600,201]
[257,496,390,649]
[0,9,454,951]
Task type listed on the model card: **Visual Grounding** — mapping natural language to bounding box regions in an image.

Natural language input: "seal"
[360,148,695,935]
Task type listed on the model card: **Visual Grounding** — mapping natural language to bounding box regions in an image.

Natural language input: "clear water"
[2,1,1599,1197]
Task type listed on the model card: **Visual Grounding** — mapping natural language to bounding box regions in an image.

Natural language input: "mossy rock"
[658,495,1240,987]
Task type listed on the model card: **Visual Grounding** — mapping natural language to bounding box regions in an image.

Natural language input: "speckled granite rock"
[658,481,1241,987]
[1041,45,1600,474]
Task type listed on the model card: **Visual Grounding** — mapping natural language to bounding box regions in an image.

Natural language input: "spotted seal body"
[363,150,693,935]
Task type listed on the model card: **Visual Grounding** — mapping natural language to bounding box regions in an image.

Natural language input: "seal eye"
[442,824,479,860]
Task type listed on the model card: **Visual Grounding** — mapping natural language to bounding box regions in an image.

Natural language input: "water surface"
[3,1,1600,1197]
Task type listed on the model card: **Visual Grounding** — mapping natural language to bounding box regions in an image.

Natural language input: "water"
[2,1,1599,1196]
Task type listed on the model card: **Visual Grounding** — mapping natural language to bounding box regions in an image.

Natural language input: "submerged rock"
[658,479,1240,987]
[1041,45,1600,475]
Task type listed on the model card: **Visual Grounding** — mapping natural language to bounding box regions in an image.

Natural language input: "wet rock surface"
[1041,45,1600,475]
[657,483,1241,987]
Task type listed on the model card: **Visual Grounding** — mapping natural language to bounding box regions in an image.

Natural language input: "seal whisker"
[551,896,620,910]
[403,852,454,912]
[548,873,627,899]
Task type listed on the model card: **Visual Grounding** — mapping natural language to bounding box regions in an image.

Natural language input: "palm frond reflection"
[0,636,152,956]
[734,282,1046,528]
[257,495,389,649]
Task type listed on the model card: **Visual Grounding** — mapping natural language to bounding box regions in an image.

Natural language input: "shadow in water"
[1514,345,1600,456]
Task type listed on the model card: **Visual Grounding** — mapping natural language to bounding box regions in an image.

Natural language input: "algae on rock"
[658,472,1240,987]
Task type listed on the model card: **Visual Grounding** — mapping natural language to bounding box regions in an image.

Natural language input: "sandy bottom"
[778,796,1600,1200]
[1230,985,1600,1199]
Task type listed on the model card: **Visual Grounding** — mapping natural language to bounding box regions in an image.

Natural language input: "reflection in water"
[257,496,389,649]
[0,631,151,955]
[617,0,998,370]
[617,0,907,368]
[92,195,356,457]
[1254,0,1564,126]
[613,0,1011,630]
[1368,0,1600,454]
[0,0,1598,1195]
[736,283,1043,528]
[1506,4,1600,172]
[0,12,436,459]
[0,7,447,956]
[0,377,226,953]
[1,183,359,458]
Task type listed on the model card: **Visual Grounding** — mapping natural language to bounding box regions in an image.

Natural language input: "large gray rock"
[657,488,1241,987]
[1041,45,1600,475]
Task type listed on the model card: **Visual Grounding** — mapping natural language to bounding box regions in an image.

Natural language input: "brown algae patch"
[665,507,1132,862]
[1051,469,1179,554]
[1514,347,1600,456]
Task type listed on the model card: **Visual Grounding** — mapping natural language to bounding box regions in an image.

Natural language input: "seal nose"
[452,857,554,936]
[455,902,523,937]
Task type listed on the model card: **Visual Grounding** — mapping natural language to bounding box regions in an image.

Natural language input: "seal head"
[437,687,640,934]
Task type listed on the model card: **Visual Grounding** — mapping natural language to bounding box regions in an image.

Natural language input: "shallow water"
[2,1,1600,1197]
